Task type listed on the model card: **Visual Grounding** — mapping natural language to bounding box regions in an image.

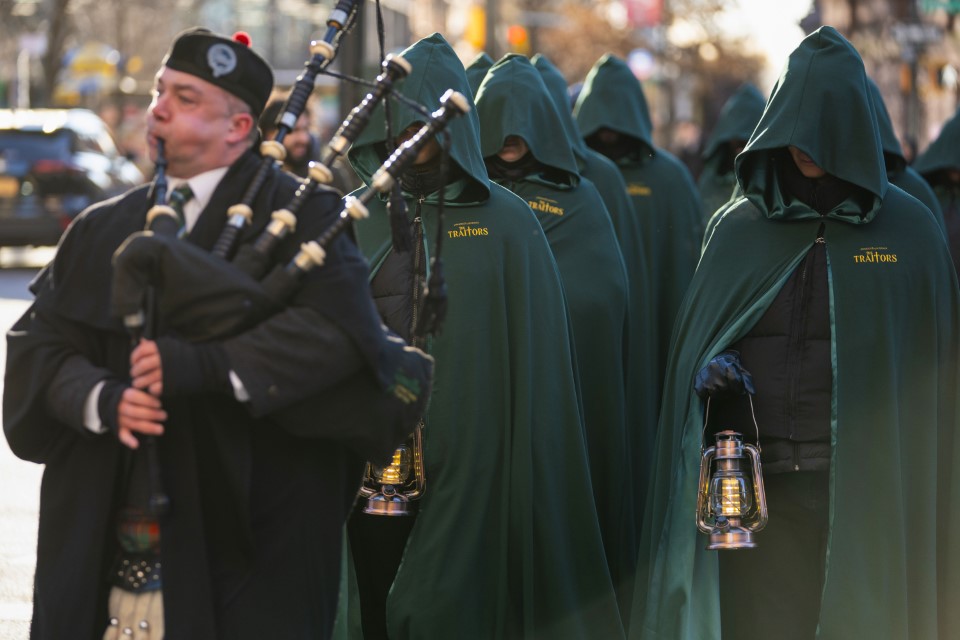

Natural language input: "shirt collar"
[169,167,228,231]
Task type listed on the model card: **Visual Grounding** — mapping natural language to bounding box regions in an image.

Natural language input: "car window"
[0,131,72,167]
[94,129,120,157]
[75,130,104,154]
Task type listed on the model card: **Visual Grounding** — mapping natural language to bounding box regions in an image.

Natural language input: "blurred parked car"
[0,108,145,247]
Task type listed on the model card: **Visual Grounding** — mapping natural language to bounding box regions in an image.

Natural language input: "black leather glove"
[694,350,756,399]
[386,344,435,433]
[155,337,233,397]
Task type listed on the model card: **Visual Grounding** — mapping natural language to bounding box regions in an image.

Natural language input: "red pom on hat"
[233,31,252,47]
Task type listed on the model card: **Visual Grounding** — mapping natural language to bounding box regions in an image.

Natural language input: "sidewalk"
[0,297,41,640]
[0,441,40,640]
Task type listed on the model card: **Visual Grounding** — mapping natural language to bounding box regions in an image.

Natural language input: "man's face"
[146,67,247,178]
[284,113,311,165]
[497,135,528,163]
[788,145,827,179]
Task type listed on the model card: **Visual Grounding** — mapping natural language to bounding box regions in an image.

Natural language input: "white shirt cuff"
[229,370,250,402]
[83,380,108,434]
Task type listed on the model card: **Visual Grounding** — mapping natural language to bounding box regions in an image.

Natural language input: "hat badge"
[207,43,237,78]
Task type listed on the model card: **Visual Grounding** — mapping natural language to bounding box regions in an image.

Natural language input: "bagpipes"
[110,0,468,512]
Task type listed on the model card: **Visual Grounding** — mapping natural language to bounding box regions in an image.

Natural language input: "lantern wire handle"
[701,395,761,452]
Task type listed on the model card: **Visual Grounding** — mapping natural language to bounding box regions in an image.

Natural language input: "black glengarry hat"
[162,28,273,117]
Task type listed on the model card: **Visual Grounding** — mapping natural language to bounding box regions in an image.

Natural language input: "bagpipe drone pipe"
[107,3,469,489]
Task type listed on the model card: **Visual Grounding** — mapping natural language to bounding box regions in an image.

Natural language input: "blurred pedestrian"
[698,83,765,226]
[912,106,960,274]
[866,77,946,238]
[258,96,360,194]
[464,51,493,98]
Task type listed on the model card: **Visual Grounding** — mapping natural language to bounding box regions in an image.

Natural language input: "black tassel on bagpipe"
[388,185,412,253]
[413,134,453,339]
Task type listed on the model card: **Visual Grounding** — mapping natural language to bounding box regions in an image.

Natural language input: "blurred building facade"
[803,0,960,155]
[6,1,957,163]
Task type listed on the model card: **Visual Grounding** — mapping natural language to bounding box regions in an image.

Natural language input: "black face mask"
[395,151,463,197]
[776,149,862,216]
[484,152,542,182]
[585,132,636,161]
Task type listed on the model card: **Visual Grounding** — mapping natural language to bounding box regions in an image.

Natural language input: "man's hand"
[116,387,167,449]
[118,338,166,449]
[131,338,163,396]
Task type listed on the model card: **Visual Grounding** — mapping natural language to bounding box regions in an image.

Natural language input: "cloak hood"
[735,26,887,223]
[532,53,592,167]
[865,79,946,240]
[464,51,494,98]
[574,54,654,151]
[475,54,580,187]
[700,83,765,164]
[347,32,490,205]
[867,76,907,172]
[913,105,960,176]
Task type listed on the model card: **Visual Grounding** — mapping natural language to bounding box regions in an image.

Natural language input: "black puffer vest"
[708,154,864,473]
[368,157,457,343]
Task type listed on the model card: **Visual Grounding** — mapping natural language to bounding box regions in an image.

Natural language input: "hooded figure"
[531,54,639,244]
[475,53,634,616]
[866,77,946,238]
[698,83,766,223]
[340,34,622,640]
[574,53,703,538]
[631,27,960,640]
[912,106,960,274]
[532,62,649,551]
[464,51,494,98]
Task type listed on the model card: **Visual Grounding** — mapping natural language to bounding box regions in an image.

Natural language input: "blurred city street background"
[2,0,960,637]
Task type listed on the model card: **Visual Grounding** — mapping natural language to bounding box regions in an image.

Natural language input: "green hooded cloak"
[867,76,946,237]
[574,53,704,537]
[912,106,960,274]
[531,53,645,270]
[464,51,494,98]
[702,78,948,246]
[475,53,635,612]
[532,61,651,551]
[342,34,623,639]
[698,83,766,223]
[912,105,960,179]
[631,27,960,640]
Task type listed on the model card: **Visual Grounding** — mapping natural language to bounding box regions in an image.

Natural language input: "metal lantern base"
[363,488,413,516]
[707,527,757,550]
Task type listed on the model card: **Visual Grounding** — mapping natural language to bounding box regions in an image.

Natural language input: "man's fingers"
[132,370,162,392]
[118,427,140,450]
[118,388,167,436]
[130,353,162,378]
[122,387,163,409]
